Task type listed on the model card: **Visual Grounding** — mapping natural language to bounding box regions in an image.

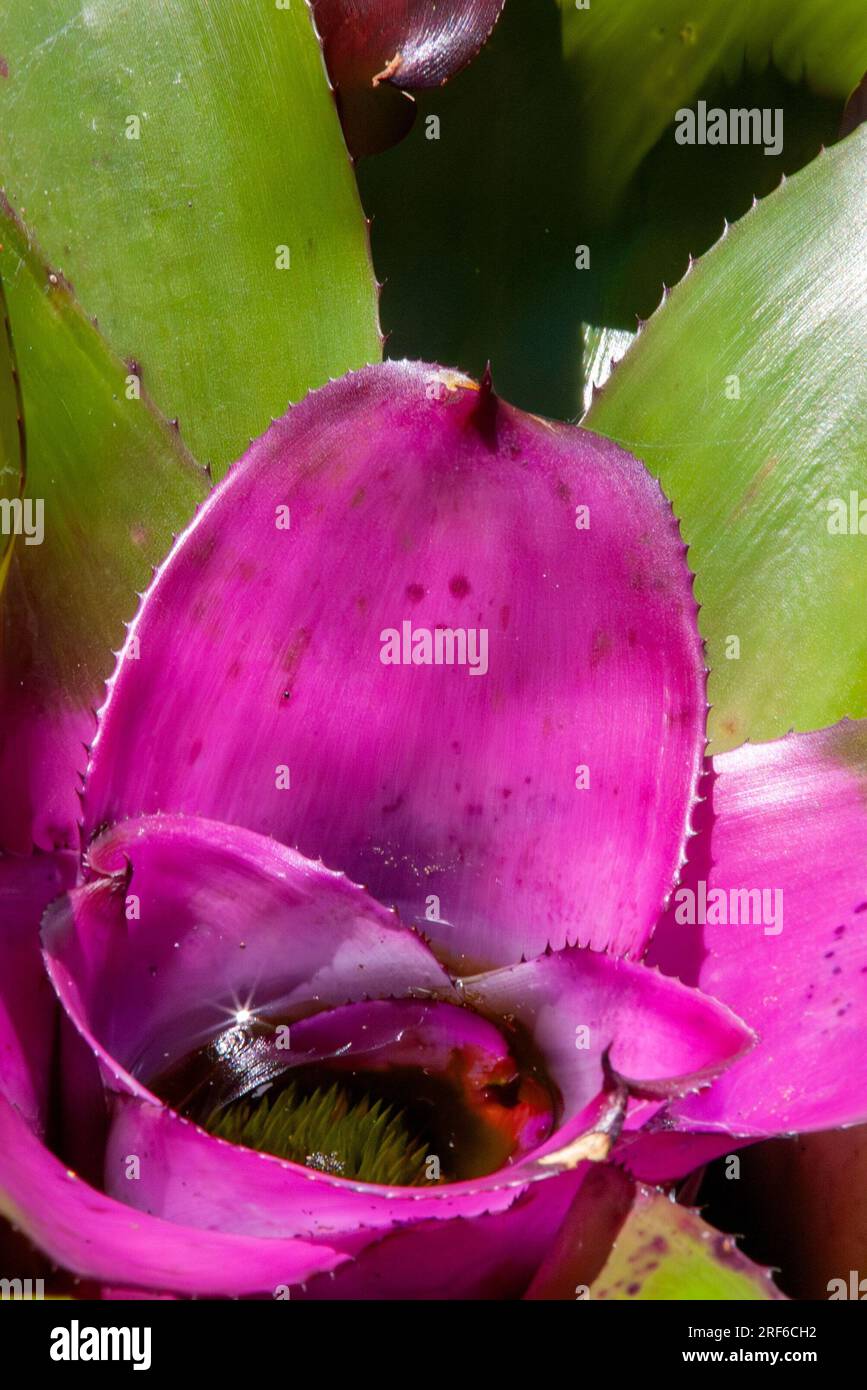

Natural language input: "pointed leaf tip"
[84,360,705,968]
[313,0,506,155]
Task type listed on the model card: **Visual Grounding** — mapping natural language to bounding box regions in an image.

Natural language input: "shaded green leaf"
[0,0,381,477]
[560,0,867,219]
[587,128,867,752]
[0,200,206,852]
[361,0,844,420]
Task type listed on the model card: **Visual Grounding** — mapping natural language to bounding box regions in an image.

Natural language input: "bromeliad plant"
[0,0,865,1300]
[4,357,867,1298]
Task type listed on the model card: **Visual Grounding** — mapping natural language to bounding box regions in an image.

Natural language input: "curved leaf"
[653,720,867,1138]
[312,0,506,156]
[523,1165,636,1299]
[590,1188,784,1300]
[0,1097,347,1295]
[0,202,206,853]
[587,128,867,751]
[0,0,381,476]
[0,850,75,1131]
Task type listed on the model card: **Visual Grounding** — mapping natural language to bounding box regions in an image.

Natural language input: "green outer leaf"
[591,1188,784,1300]
[587,128,867,753]
[0,0,381,477]
[0,270,23,587]
[560,0,867,219]
[0,200,206,852]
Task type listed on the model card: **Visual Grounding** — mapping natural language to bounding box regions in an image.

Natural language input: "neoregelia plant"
[0,0,865,1305]
[1,359,866,1299]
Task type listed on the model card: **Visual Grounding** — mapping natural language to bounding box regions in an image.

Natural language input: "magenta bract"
[655,720,867,1137]
[84,362,706,968]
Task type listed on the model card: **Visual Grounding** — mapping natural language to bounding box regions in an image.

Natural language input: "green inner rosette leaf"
[588,127,867,752]
[559,0,867,219]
